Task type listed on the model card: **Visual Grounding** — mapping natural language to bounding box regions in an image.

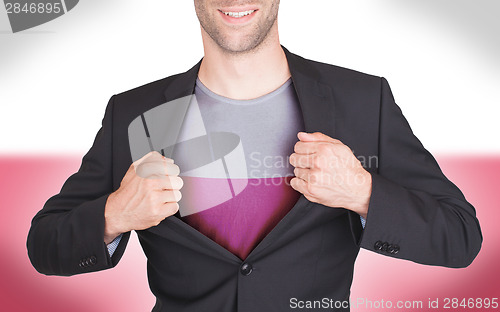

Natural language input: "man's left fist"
[289,132,372,218]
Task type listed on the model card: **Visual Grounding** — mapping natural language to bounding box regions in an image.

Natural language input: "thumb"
[122,152,157,181]
[133,151,174,167]
[133,151,159,166]
[298,132,340,143]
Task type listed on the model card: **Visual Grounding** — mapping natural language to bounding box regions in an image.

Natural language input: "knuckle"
[173,190,182,202]
[153,216,163,226]
[168,163,181,176]
[166,202,179,215]
[137,162,151,171]
[151,151,161,156]
[305,194,318,203]
[319,144,333,157]
[174,176,184,189]
[136,163,154,178]
[293,142,300,153]
[340,145,352,155]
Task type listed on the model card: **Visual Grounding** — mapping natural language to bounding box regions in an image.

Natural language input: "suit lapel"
[162,60,201,102]
[283,46,336,136]
[154,47,338,261]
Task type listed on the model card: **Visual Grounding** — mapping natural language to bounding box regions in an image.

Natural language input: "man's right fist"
[104,151,183,244]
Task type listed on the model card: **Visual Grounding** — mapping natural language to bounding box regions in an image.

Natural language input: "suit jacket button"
[80,259,88,267]
[381,242,389,252]
[89,256,97,265]
[240,263,253,276]
[374,241,383,250]
[393,245,400,254]
[387,244,395,254]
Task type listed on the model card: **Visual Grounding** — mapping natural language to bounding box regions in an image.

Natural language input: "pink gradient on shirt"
[1,155,498,311]
[181,176,300,260]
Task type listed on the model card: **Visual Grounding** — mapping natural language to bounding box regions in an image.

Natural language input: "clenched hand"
[289,132,372,219]
[104,151,183,244]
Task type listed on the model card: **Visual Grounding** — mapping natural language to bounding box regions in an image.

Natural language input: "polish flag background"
[1,1,499,311]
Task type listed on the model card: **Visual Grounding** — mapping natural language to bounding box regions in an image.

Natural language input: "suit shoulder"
[104,70,193,127]
[113,73,182,104]
[294,53,382,86]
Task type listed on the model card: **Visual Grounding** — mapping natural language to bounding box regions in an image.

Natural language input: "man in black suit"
[27,1,482,311]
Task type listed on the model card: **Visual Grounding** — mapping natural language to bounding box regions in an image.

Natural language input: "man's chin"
[220,45,258,55]
[216,36,266,55]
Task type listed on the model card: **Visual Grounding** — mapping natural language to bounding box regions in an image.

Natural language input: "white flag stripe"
[0,1,498,154]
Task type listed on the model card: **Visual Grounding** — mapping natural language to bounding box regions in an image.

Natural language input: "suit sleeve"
[26,96,131,276]
[355,77,482,268]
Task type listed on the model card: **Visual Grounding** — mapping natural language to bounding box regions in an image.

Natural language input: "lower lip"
[218,10,258,24]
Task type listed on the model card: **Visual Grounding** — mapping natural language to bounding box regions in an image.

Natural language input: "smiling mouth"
[219,9,257,18]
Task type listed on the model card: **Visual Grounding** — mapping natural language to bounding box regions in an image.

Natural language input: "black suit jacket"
[27,47,482,311]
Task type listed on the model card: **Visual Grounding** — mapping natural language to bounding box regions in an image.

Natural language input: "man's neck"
[198,29,291,100]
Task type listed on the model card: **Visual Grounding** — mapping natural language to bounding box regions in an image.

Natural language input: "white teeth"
[222,10,255,18]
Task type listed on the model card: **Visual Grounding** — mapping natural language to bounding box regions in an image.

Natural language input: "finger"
[134,151,174,168]
[298,132,342,144]
[290,177,312,196]
[294,141,315,154]
[141,152,175,166]
[125,151,160,182]
[162,202,180,217]
[294,168,324,185]
[136,162,180,178]
[158,190,182,203]
[163,158,174,164]
[133,151,162,166]
[294,141,336,154]
[161,176,184,190]
[126,152,156,183]
[165,163,180,176]
[290,177,319,203]
[136,161,177,179]
[293,167,311,181]
[289,153,316,168]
